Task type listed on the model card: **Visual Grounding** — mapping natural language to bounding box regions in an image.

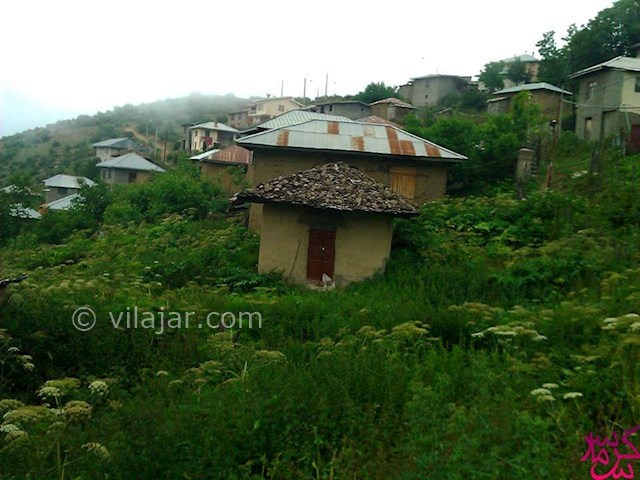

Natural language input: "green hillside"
[0,93,248,185]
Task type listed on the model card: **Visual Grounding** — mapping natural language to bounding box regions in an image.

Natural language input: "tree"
[352,82,399,104]
[478,62,505,92]
[506,59,531,85]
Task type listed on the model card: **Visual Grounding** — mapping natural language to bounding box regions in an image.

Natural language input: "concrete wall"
[101,168,153,186]
[488,90,564,120]
[258,203,393,287]
[95,147,121,162]
[575,69,625,141]
[370,104,414,122]
[307,103,371,119]
[403,77,467,108]
[200,162,247,195]
[247,149,449,230]
[45,187,79,204]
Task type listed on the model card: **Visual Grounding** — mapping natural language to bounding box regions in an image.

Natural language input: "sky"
[0,0,616,137]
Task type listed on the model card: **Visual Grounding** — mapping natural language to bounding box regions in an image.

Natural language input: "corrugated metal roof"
[570,56,640,78]
[369,97,415,108]
[190,122,239,133]
[46,194,80,211]
[9,204,41,219]
[237,120,467,161]
[206,145,251,165]
[92,138,137,148]
[96,152,166,172]
[190,149,221,161]
[250,110,351,130]
[493,82,572,95]
[42,174,96,189]
[356,116,402,128]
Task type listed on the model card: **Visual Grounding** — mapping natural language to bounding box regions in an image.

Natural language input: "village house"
[369,97,416,122]
[92,138,144,162]
[236,119,466,230]
[399,74,473,108]
[96,152,165,185]
[487,82,572,121]
[227,97,303,129]
[235,163,417,287]
[192,145,251,194]
[44,194,80,211]
[186,121,238,152]
[42,174,95,203]
[497,54,540,88]
[304,100,371,119]
[569,55,640,150]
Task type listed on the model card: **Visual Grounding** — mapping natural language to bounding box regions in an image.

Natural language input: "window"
[57,187,68,195]
[585,117,593,141]
[635,76,640,93]
[389,167,417,200]
[587,82,597,100]
[128,171,137,183]
[278,105,285,112]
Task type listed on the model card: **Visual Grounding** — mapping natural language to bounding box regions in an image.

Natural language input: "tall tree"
[352,82,399,104]
[478,62,505,92]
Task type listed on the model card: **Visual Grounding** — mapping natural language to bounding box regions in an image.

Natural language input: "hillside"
[0,93,248,184]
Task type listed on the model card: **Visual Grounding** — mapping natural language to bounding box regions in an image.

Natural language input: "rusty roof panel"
[237,120,467,161]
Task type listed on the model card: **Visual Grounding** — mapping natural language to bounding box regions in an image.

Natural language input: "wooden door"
[306,229,335,281]
[389,167,417,199]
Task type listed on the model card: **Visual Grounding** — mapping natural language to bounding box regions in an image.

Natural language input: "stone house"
[92,138,144,162]
[236,119,466,230]
[42,174,95,203]
[487,82,572,121]
[304,101,371,120]
[235,163,417,287]
[192,145,251,194]
[97,152,165,185]
[369,97,416,122]
[399,74,472,107]
[569,56,640,149]
[228,97,304,129]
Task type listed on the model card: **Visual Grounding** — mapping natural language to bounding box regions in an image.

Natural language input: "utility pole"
[324,73,328,99]
[280,80,284,97]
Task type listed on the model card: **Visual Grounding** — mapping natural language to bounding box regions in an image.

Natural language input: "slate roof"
[236,163,418,217]
[236,119,467,162]
[493,82,572,95]
[190,122,239,133]
[96,152,166,172]
[569,56,640,78]
[42,174,95,189]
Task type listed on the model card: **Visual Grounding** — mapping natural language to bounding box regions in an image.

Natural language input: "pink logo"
[582,426,640,480]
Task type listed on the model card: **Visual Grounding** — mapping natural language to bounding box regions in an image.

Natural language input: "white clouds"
[0,0,616,135]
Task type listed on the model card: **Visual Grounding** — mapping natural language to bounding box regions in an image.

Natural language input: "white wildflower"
[82,442,111,461]
[563,392,584,400]
[155,370,169,377]
[531,388,553,396]
[630,322,640,332]
[542,383,559,389]
[536,394,556,403]
[624,313,640,319]
[23,363,35,372]
[88,380,109,397]
[0,424,21,433]
[471,332,484,339]
[7,347,19,353]
[603,318,618,324]
[37,386,62,399]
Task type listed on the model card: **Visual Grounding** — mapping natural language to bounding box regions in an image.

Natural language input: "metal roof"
[205,145,251,165]
[9,204,41,219]
[569,56,640,78]
[499,54,539,63]
[190,122,239,133]
[42,174,96,189]
[247,110,350,131]
[493,82,572,96]
[92,138,138,149]
[409,74,471,82]
[236,119,467,162]
[369,97,415,108]
[96,152,166,172]
[190,149,221,161]
[46,194,80,211]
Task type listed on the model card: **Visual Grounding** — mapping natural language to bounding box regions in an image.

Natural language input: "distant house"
[236,163,417,287]
[228,97,304,129]
[497,54,540,88]
[569,56,640,149]
[45,193,81,211]
[487,82,572,120]
[369,97,416,122]
[42,174,95,203]
[96,152,165,185]
[236,119,466,230]
[239,110,350,137]
[304,101,371,120]
[192,145,251,194]
[399,74,472,107]
[187,122,238,152]
[93,138,143,162]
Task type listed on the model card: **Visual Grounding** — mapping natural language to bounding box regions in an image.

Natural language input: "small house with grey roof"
[187,121,239,152]
[235,163,417,287]
[97,152,165,185]
[487,82,572,120]
[93,138,144,162]
[42,174,95,203]
[236,118,466,230]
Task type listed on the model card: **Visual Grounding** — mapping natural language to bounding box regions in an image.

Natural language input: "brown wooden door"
[630,125,640,153]
[306,229,335,281]
[389,167,417,199]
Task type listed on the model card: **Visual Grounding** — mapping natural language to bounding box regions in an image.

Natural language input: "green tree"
[478,62,505,92]
[506,59,531,85]
[352,82,399,104]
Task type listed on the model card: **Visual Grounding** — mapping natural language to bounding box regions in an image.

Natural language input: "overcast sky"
[0,0,615,137]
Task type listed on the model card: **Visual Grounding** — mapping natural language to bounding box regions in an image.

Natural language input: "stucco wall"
[101,168,152,186]
[258,203,393,286]
[45,187,79,204]
[575,69,625,141]
[248,149,449,230]
[405,77,466,107]
[200,163,246,195]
